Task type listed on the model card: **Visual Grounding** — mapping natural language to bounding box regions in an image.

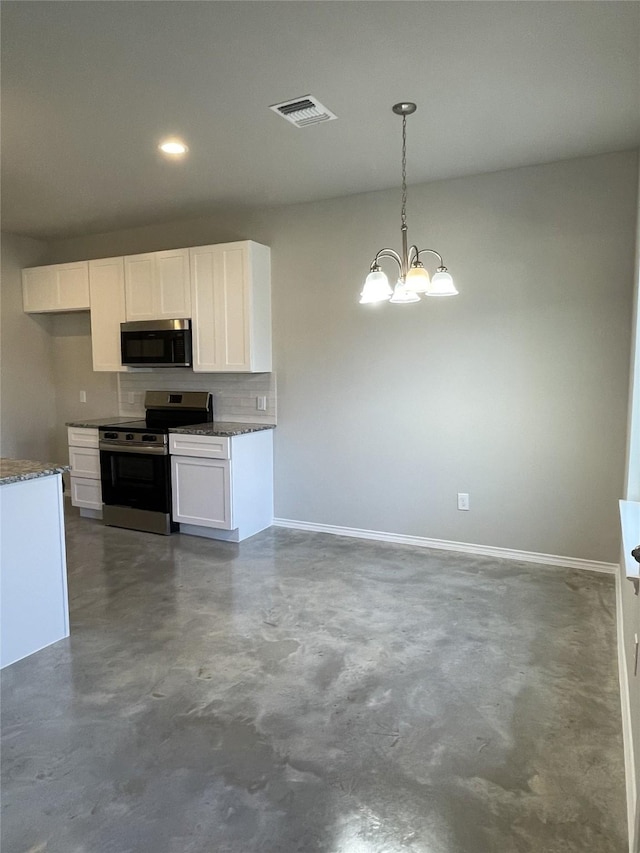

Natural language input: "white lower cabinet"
[172,456,232,529]
[1,473,70,668]
[170,429,273,542]
[67,427,102,516]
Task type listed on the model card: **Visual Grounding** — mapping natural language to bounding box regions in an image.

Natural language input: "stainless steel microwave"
[120,319,192,367]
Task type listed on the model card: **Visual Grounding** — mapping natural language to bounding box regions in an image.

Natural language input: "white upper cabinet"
[22,261,90,313]
[22,242,271,375]
[88,257,127,372]
[124,249,190,321]
[189,241,271,373]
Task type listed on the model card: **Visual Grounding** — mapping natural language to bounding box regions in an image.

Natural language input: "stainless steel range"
[99,390,212,535]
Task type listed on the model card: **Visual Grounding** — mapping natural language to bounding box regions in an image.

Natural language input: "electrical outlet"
[128,393,135,404]
[79,390,87,403]
[256,396,267,411]
[457,492,470,511]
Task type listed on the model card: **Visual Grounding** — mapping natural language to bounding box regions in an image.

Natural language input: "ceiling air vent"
[269,95,337,128]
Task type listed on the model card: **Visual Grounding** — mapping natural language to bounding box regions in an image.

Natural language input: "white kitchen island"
[0,459,71,668]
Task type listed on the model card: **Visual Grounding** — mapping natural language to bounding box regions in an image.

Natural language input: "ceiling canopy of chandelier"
[359,102,458,305]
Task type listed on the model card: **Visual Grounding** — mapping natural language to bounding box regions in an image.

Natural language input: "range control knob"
[103,432,118,440]
[142,435,157,442]
[125,434,135,441]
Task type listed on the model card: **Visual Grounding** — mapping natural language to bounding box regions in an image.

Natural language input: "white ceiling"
[2,1,639,241]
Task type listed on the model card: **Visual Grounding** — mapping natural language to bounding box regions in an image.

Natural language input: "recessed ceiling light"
[158,138,189,157]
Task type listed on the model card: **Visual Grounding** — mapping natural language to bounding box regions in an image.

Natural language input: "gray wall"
[48,312,119,464]
[621,165,640,852]
[0,233,58,461]
[45,150,638,564]
[0,235,120,464]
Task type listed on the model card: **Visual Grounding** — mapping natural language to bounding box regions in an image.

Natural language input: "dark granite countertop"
[0,458,70,486]
[169,422,276,437]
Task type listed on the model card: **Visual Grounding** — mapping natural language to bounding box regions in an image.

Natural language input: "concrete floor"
[1,508,627,853]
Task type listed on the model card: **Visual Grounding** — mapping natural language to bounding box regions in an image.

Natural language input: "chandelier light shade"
[359,102,457,305]
[405,265,430,293]
[428,269,458,296]
[359,269,393,303]
[389,281,420,303]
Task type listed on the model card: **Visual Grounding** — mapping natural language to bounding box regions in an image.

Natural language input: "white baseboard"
[272,518,618,574]
[615,570,638,853]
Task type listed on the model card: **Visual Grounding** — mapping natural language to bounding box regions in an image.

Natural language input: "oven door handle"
[99,442,168,456]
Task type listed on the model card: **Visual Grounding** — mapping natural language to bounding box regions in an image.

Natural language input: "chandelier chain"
[401,113,407,230]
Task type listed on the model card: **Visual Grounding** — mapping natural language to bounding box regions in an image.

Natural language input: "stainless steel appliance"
[99,390,212,535]
[120,319,192,367]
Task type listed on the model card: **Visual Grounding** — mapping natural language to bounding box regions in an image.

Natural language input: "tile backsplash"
[117,371,276,423]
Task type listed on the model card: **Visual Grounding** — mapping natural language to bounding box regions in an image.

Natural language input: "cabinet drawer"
[67,427,99,449]
[169,433,231,459]
[70,476,102,510]
[69,446,100,479]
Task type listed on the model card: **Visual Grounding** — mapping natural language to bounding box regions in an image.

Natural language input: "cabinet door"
[156,249,191,318]
[190,246,223,372]
[55,263,90,310]
[124,254,156,320]
[22,266,56,312]
[218,245,251,370]
[190,243,250,372]
[89,258,127,371]
[171,456,232,529]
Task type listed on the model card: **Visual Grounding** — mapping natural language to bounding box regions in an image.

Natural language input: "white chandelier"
[359,102,458,305]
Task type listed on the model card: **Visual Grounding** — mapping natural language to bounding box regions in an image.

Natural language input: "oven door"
[100,447,171,513]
